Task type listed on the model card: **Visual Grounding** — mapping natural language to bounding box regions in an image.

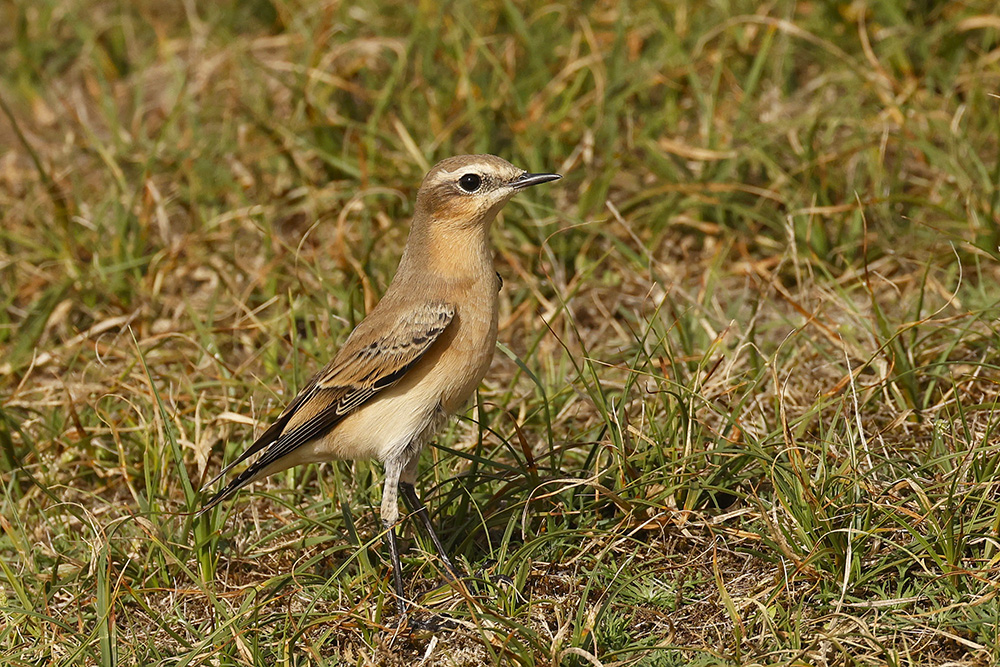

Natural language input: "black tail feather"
[196,466,259,517]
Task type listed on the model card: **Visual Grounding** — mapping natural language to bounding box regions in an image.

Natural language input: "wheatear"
[199,154,560,606]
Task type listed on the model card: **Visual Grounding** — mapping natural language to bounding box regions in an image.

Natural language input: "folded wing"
[197,301,455,514]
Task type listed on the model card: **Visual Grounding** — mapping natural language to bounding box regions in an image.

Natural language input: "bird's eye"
[458,173,482,193]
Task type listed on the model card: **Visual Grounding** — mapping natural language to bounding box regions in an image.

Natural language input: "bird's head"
[414,154,561,228]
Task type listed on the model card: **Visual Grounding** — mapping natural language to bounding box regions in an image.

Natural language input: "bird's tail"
[195,418,290,517]
[195,467,259,517]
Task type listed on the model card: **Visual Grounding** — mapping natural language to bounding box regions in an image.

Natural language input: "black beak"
[510,172,562,190]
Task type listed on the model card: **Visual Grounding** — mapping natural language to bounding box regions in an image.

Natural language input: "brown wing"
[197,301,455,513]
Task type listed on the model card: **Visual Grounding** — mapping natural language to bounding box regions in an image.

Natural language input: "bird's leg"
[381,459,408,617]
[399,479,459,582]
[400,452,459,578]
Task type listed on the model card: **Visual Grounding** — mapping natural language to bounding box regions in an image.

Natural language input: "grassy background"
[2,0,1000,665]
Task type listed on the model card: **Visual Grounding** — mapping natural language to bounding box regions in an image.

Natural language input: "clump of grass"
[2,1,999,665]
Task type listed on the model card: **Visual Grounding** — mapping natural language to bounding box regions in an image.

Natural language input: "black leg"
[384,519,408,620]
[380,459,411,622]
[399,482,459,581]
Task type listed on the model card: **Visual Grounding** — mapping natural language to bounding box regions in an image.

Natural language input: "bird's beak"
[509,172,562,190]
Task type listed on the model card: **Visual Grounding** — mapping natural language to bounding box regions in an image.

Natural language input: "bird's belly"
[309,385,444,462]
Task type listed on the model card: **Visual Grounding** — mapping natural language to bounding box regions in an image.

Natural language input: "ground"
[1,1,999,665]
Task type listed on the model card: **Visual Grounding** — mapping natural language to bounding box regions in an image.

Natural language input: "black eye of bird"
[458,173,482,193]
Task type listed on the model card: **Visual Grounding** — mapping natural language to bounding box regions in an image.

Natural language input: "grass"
[2,0,1000,664]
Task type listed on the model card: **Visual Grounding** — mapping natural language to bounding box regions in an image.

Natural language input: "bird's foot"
[408,612,462,633]
[438,557,463,583]
[473,559,518,591]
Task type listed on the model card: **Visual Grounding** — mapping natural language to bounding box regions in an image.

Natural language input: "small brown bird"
[199,154,560,606]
